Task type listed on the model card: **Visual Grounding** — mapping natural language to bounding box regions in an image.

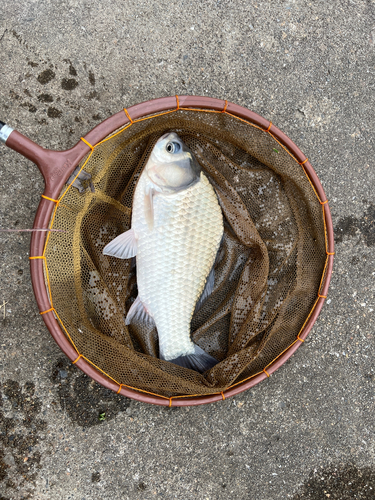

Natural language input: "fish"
[103,132,224,372]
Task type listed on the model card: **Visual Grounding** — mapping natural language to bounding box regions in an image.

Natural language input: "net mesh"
[42,109,327,398]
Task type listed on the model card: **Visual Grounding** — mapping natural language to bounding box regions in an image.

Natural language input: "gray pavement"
[0,1,374,498]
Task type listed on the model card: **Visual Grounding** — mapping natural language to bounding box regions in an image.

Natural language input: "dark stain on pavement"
[293,463,375,499]
[137,481,147,491]
[37,69,55,85]
[38,93,54,103]
[20,102,37,113]
[88,71,95,86]
[335,204,375,246]
[61,78,79,91]
[51,358,130,427]
[47,107,62,118]
[0,380,46,497]
[63,58,77,76]
[69,64,77,76]
[91,471,101,482]
[87,90,99,100]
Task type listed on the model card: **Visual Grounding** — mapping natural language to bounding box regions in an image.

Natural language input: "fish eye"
[166,141,181,154]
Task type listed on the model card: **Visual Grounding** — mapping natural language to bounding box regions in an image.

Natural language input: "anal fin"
[125,296,154,326]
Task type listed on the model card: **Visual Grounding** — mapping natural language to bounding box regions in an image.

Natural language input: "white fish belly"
[132,173,223,360]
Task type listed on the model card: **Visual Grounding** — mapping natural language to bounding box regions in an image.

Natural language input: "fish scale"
[133,172,223,360]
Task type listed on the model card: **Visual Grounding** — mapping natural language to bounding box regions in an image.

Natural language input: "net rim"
[25,95,334,406]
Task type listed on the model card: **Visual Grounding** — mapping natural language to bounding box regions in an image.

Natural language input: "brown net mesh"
[43,109,327,398]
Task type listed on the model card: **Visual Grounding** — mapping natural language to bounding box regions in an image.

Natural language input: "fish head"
[146,132,201,191]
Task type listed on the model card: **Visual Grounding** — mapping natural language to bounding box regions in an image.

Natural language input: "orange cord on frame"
[72,354,83,364]
[80,137,94,150]
[123,108,133,124]
[41,195,59,203]
[40,307,55,315]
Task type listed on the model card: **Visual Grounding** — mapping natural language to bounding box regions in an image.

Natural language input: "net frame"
[4,96,334,406]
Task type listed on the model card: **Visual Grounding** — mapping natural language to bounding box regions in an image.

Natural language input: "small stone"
[59,369,68,379]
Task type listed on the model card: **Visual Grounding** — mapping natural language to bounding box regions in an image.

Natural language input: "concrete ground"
[0,0,374,498]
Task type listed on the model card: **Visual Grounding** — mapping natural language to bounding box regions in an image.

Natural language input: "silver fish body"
[103,133,223,372]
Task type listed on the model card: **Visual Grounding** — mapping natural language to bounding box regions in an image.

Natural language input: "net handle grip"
[0,121,87,199]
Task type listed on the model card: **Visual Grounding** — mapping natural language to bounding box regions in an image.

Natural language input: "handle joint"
[0,123,14,144]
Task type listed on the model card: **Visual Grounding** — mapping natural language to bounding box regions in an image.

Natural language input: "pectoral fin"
[103,228,137,259]
[144,188,154,230]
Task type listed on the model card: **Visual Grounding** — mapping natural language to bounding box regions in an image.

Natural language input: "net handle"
[0,121,89,200]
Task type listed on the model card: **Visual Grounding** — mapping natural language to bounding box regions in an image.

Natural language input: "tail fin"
[168,345,218,373]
